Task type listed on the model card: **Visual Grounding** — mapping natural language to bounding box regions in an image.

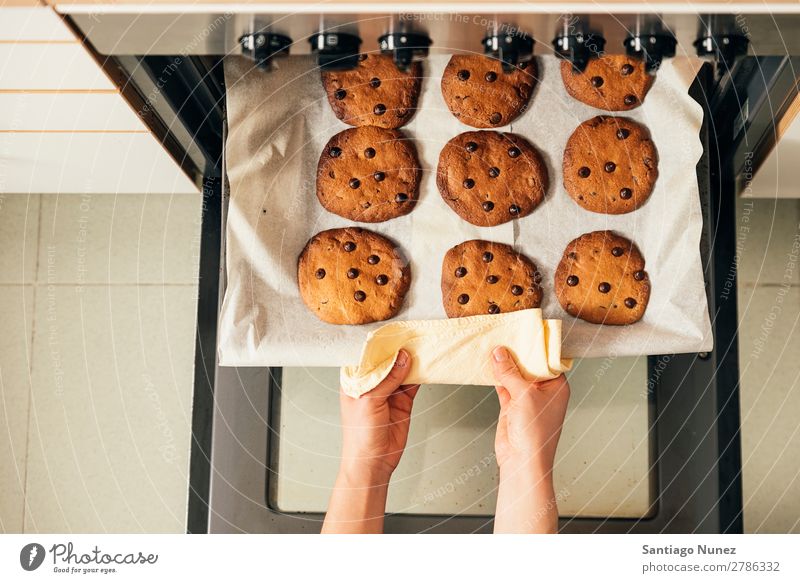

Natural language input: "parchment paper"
[219,54,713,367]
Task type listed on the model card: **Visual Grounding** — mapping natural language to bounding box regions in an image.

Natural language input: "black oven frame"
[72,27,799,532]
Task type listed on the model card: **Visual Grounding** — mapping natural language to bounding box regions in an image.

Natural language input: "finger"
[370,349,412,398]
[491,346,531,398]
[495,385,511,410]
[399,384,420,401]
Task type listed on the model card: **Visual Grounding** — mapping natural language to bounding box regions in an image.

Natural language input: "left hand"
[338,349,420,482]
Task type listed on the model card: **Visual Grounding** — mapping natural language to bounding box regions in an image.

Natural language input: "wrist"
[338,459,393,489]
[498,454,554,488]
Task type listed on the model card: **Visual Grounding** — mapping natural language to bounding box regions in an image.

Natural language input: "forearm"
[494,458,558,534]
[322,464,390,534]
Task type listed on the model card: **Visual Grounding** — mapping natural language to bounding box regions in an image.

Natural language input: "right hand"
[491,346,570,472]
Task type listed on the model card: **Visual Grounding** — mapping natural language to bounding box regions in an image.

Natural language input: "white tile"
[25,285,197,533]
[0,7,75,42]
[736,196,800,285]
[38,193,202,284]
[0,93,145,132]
[0,285,34,533]
[0,43,113,90]
[738,284,800,533]
[0,132,199,194]
[0,194,39,283]
[273,356,651,519]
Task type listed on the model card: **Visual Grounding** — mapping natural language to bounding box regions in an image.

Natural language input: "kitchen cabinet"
[0,6,198,195]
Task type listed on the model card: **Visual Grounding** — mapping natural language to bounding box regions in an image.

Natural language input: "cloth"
[340,309,572,397]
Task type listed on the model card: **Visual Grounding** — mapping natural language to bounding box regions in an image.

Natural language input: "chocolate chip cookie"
[563,116,658,214]
[317,126,421,223]
[441,55,537,128]
[322,53,422,129]
[554,231,650,325]
[441,239,543,318]
[437,130,547,227]
[298,228,411,325]
[560,54,653,111]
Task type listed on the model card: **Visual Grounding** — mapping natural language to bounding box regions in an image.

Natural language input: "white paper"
[219,54,713,366]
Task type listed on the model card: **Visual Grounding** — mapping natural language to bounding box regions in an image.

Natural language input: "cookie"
[441,55,537,128]
[554,231,650,325]
[322,53,422,129]
[441,240,543,318]
[298,228,411,325]
[560,54,653,111]
[317,126,421,223]
[436,131,547,227]
[563,116,658,214]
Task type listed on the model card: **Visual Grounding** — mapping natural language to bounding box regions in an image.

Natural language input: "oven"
[61,5,800,533]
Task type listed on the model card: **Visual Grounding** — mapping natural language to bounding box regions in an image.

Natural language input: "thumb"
[370,349,412,398]
[491,346,531,398]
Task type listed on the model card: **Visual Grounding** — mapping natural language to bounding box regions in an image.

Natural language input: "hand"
[491,346,570,534]
[322,349,419,534]
[339,349,420,482]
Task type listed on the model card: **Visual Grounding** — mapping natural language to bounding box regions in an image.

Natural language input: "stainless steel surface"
[68,12,800,57]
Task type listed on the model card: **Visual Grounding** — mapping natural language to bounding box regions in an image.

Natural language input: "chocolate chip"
[591,76,604,87]
[482,201,494,212]
[621,63,634,75]
[508,146,521,158]
[488,167,500,178]
[486,275,499,284]
[624,94,637,106]
[330,147,342,158]
[343,242,356,252]
[458,293,470,304]
[368,255,380,265]
[373,103,387,116]
[334,89,346,100]
[358,54,368,62]
[347,268,359,279]
[611,247,624,257]
[463,178,475,189]
[598,282,611,293]
[364,147,376,159]
[373,171,385,182]
[509,204,520,215]
[604,161,616,173]
[349,178,360,189]
[488,304,500,315]
[616,128,630,140]
[457,69,470,81]
[634,270,646,281]
[455,266,467,278]
[485,71,497,82]
[567,275,579,286]
[620,188,633,200]
[395,192,408,203]
[482,251,494,263]
[578,166,591,178]
[465,141,478,152]
[518,61,529,70]
[624,297,637,308]
[568,252,577,260]
[369,77,381,88]
[489,112,502,125]
[315,268,326,279]
[376,274,388,286]
[511,285,523,296]
[354,290,366,302]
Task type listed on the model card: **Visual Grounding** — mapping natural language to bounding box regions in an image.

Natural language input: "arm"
[322,350,419,534]
[491,347,571,534]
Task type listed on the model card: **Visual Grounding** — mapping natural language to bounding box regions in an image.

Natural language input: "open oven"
[61,5,800,533]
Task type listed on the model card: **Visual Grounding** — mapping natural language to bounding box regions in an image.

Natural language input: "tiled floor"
[0,191,798,533]
[736,196,800,534]
[0,193,201,533]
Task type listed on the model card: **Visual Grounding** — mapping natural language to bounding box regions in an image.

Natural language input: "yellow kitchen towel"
[340,309,572,397]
